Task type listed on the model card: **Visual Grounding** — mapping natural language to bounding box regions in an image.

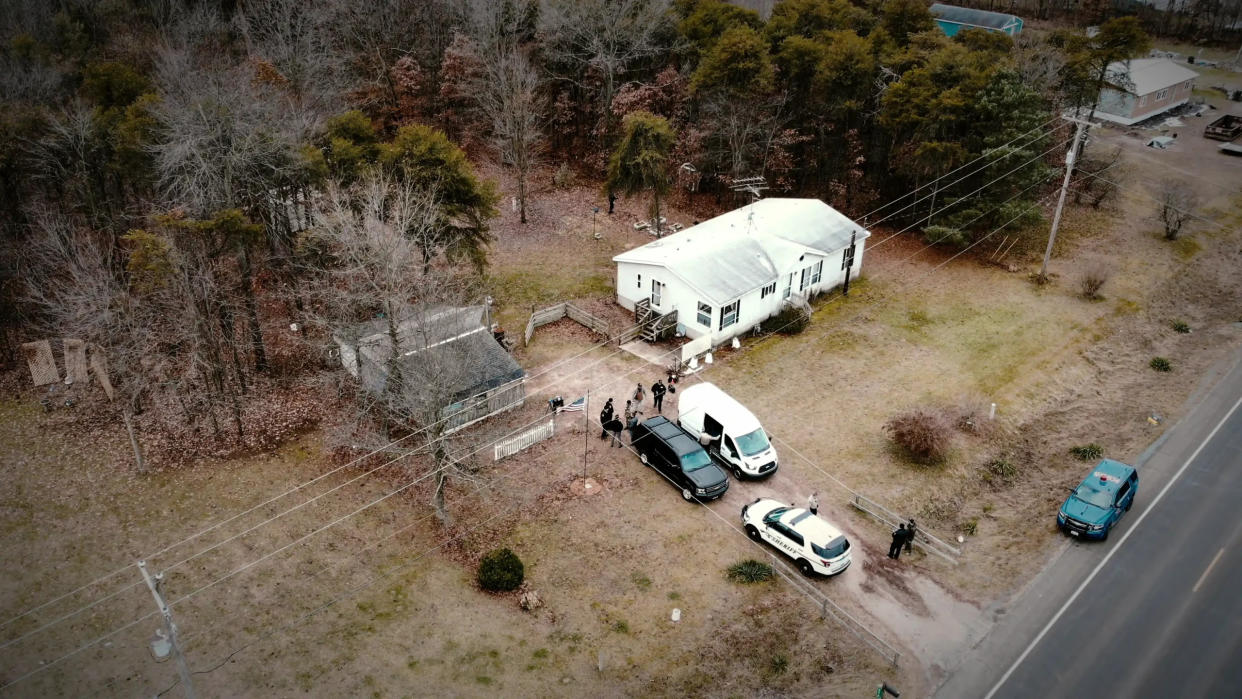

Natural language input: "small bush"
[923,224,970,248]
[1150,356,1172,372]
[768,654,789,676]
[984,457,1017,485]
[961,517,978,536]
[478,548,524,592]
[884,408,954,464]
[1171,320,1190,334]
[1078,263,1111,300]
[726,559,775,584]
[553,162,576,189]
[769,299,811,335]
[1069,443,1104,461]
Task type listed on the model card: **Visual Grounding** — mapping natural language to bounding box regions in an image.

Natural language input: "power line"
[857,114,1064,223]
[3,340,687,692]
[0,319,650,645]
[4,130,1077,685]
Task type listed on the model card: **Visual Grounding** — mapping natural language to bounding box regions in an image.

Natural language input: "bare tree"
[21,214,157,470]
[474,46,544,224]
[538,0,675,119]
[1155,180,1199,241]
[1073,146,1123,209]
[233,0,352,119]
[299,173,490,521]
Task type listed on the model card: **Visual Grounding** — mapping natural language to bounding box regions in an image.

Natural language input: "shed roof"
[929,3,1021,29]
[612,198,869,305]
[1105,58,1199,96]
[346,305,524,404]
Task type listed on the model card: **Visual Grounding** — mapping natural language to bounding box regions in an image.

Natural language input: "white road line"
[1192,548,1226,594]
[983,393,1242,699]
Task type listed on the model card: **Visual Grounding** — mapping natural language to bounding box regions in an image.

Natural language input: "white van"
[677,382,778,479]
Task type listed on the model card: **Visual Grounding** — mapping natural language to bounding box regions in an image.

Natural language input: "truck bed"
[1204,114,1242,141]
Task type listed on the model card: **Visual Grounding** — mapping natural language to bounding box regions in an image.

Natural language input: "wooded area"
[0,0,1216,467]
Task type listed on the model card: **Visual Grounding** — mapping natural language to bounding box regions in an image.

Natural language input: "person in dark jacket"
[905,518,917,553]
[651,380,667,413]
[599,399,614,439]
[888,524,907,559]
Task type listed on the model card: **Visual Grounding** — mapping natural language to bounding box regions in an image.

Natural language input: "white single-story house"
[1096,58,1199,126]
[612,198,870,346]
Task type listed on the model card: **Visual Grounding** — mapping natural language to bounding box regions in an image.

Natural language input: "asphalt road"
[936,347,1242,698]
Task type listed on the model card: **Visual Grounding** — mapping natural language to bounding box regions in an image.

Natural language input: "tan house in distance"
[1095,58,1200,126]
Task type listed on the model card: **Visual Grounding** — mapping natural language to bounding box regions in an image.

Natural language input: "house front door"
[651,280,664,307]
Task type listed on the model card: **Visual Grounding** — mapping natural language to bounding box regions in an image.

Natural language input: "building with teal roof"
[930,3,1023,37]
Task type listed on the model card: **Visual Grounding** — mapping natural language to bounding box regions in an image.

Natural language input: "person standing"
[651,380,666,413]
[905,518,917,553]
[599,399,614,440]
[608,190,617,214]
[807,492,819,515]
[888,524,907,559]
[623,400,634,423]
[632,382,645,413]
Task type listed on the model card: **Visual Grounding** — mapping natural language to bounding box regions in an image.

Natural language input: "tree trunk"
[432,441,449,524]
[239,246,268,372]
[518,165,528,224]
[122,408,146,472]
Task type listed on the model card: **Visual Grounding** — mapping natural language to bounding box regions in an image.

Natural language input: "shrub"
[1150,357,1172,372]
[1069,443,1104,461]
[1171,320,1190,333]
[478,548,524,592]
[1078,263,1111,300]
[726,559,775,584]
[984,457,1017,485]
[923,224,970,248]
[884,408,954,464]
[961,517,978,536]
[769,299,811,335]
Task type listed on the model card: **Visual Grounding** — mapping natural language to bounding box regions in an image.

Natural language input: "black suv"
[631,416,729,502]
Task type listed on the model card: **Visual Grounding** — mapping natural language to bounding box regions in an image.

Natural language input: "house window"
[799,266,810,291]
[651,279,663,307]
[636,273,642,289]
[1156,88,1169,101]
[1139,95,1147,107]
[697,301,711,327]
[719,299,740,330]
[783,273,792,299]
[760,282,776,299]
[811,261,822,285]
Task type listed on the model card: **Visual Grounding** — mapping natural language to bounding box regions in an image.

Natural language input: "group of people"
[887,519,918,560]
[597,373,679,447]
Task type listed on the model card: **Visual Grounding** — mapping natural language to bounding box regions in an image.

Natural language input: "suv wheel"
[732,464,744,480]
[796,559,814,576]
[1099,528,1109,542]
[745,525,761,541]
[681,488,694,502]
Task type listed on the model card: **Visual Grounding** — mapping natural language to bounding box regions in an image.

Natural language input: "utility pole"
[1039,118,1090,282]
[138,561,197,699]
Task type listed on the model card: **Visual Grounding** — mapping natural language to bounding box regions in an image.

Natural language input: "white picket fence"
[494,418,555,461]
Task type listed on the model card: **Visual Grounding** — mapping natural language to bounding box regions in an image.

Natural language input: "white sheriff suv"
[741,498,852,576]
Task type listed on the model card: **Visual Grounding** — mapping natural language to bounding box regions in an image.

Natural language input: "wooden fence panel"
[564,304,610,336]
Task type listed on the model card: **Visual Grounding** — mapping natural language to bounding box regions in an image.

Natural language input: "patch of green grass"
[962,517,979,536]
[630,572,652,590]
[1069,443,1104,461]
[667,591,681,601]
[726,559,776,584]
[532,648,550,659]
[475,676,493,685]
[610,619,629,634]
[1150,356,1172,372]
[487,269,614,331]
[1113,298,1141,315]
[1172,320,1191,334]
[768,653,789,677]
[1172,236,1201,261]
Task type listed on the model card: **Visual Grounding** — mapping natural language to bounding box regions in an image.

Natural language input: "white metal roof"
[1105,58,1199,96]
[612,198,869,304]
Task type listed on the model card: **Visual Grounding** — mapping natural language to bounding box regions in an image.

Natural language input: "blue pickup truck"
[1057,459,1139,541]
